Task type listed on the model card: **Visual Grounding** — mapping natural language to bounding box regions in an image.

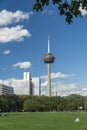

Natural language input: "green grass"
[0,112,87,130]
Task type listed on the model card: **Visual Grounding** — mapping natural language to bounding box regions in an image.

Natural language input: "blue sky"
[0,0,87,96]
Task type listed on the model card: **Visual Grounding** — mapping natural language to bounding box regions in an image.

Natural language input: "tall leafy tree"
[33,0,87,24]
[65,94,85,111]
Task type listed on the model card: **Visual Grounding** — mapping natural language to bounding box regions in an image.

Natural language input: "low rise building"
[0,84,14,95]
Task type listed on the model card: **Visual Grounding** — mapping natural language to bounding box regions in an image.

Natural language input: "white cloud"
[79,5,87,16]
[41,9,54,15]
[0,10,32,43]
[40,72,75,80]
[51,72,75,79]
[40,72,75,96]
[0,25,31,43]
[52,81,77,92]
[0,78,16,86]
[0,10,33,26]
[13,61,32,69]
[3,49,10,55]
[41,9,48,15]
[40,71,87,96]
[41,79,87,96]
[41,81,47,87]
[52,81,87,96]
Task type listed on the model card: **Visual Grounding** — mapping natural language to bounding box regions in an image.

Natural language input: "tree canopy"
[0,94,86,112]
[33,0,87,24]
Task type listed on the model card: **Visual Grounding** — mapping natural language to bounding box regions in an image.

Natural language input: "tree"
[23,99,38,112]
[84,96,87,110]
[33,0,87,24]
[0,94,23,112]
[65,94,85,111]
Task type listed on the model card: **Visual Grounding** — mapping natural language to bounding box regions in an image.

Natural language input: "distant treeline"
[0,94,87,112]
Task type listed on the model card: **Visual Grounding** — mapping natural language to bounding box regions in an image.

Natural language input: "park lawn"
[0,112,87,130]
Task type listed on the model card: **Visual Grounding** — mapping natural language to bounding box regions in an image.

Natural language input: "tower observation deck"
[43,36,55,96]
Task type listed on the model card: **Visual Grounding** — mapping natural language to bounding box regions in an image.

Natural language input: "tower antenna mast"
[48,36,50,53]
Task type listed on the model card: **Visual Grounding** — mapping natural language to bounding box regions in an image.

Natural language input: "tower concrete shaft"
[43,36,55,97]
[48,63,51,97]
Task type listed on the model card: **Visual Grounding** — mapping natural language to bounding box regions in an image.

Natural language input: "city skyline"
[0,0,87,96]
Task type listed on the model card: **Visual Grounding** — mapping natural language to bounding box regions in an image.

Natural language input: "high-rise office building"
[14,72,41,96]
[23,72,30,80]
[0,84,14,95]
[32,78,41,96]
[23,72,32,95]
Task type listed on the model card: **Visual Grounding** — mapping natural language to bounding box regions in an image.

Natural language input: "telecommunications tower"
[43,36,55,96]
